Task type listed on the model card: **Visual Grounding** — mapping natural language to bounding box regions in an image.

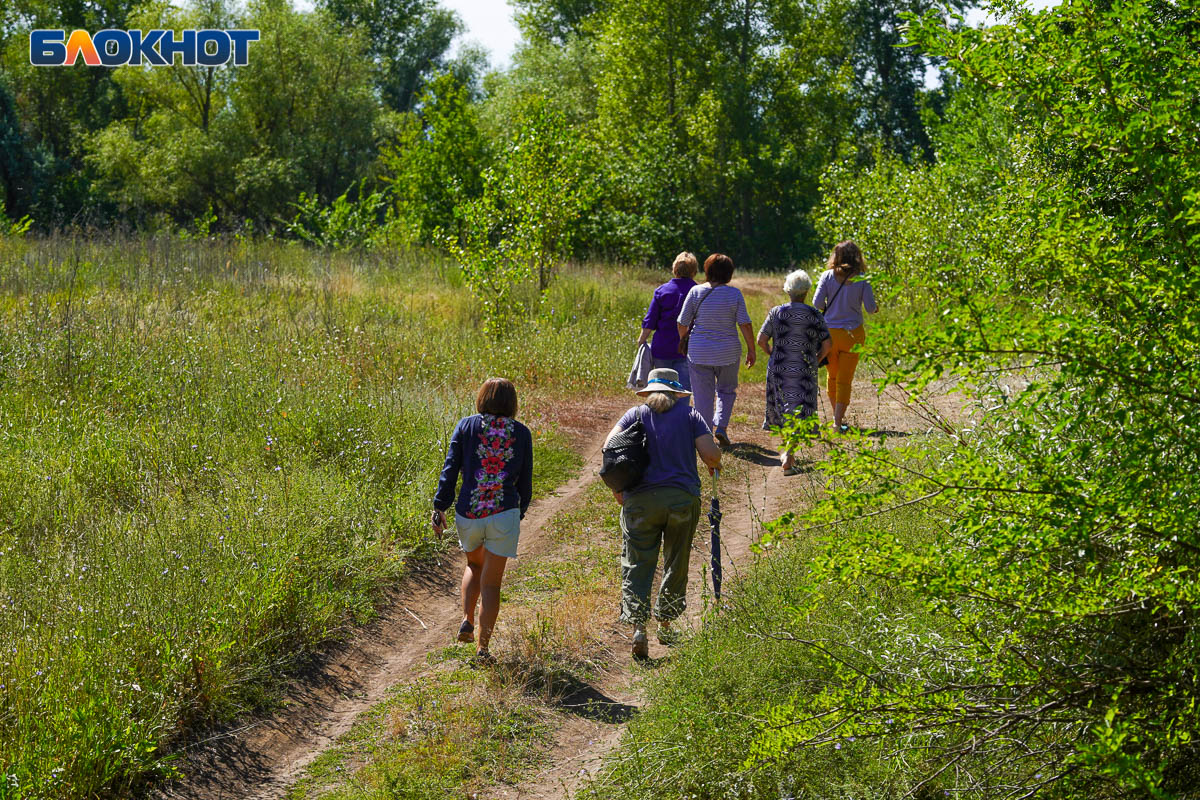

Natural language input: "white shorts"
[455,508,521,558]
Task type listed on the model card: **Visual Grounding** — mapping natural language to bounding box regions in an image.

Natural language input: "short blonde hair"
[783,269,812,301]
[672,252,699,278]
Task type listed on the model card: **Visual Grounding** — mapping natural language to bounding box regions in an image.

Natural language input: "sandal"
[457,619,475,643]
[783,464,804,477]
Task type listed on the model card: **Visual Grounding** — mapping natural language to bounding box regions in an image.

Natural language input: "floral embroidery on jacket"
[467,414,516,518]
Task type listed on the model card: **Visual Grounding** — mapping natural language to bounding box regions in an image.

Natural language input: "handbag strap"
[686,285,718,339]
[821,273,848,313]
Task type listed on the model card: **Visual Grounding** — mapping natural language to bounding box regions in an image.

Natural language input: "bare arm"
[637,327,651,346]
[757,332,772,356]
[604,421,624,448]
[739,322,756,367]
[677,322,688,341]
[819,337,832,362]
[696,434,722,470]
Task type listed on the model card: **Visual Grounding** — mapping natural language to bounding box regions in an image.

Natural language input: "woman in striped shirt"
[676,253,756,446]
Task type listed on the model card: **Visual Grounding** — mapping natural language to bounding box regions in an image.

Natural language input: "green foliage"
[378,72,491,245]
[590,518,940,799]
[0,234,649,797]
[318,0,461,112]
[284,184,386,249]
[754,0,1200,795]
[444,99,589,335]
[84,0,379,228]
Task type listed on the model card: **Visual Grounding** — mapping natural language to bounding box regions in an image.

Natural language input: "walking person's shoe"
[457,619,475,643]
[473,649,497,667]
[631,625,650,660]
[714,430,732,448]
[657,621,682,646]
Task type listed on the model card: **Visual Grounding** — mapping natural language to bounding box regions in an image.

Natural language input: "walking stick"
[708,469,722,600]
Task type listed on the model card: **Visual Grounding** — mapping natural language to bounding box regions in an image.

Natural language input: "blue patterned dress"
[759,303,830,430]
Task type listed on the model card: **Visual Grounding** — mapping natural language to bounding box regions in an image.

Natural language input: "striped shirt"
[677,284,751,366]
[812,269,878,330]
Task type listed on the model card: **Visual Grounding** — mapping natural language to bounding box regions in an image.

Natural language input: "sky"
[442,0,520,69]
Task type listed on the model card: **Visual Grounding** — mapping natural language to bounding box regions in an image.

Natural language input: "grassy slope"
[586,511,948,800]
[0,235,648,798]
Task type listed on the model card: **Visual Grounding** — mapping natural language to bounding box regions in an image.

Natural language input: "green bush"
[589,514,944,800]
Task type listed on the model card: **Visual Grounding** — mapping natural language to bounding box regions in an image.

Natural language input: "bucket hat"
[635,368,692,397]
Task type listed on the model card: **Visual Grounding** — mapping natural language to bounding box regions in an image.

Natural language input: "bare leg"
[833,401,849,428]
[461,545,484,626]
[477,549,509,652]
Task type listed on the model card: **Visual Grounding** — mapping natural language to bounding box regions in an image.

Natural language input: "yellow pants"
[826,326,865,406]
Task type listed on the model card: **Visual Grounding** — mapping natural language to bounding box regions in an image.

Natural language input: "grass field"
[0,234,661,797]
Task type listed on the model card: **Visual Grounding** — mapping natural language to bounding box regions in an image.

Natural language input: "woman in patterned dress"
[757,270,832,474]
[432,378,533,663]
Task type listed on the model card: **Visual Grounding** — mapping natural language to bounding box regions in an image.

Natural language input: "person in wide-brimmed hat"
[604,368,722,659]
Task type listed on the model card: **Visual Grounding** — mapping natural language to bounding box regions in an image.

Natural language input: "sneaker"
[631,627,649,660]
[714,431,732,448]
[457,619,475,643]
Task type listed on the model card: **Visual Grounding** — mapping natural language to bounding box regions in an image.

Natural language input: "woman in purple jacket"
[636,252,699,390]
[432,378,533,663]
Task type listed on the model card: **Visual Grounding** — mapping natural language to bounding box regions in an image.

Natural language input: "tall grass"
[586,511,953,800]
[0,234,651,798]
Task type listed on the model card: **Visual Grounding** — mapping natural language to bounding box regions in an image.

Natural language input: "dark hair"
[476,378,518,417]
[703,253,735,285]
[827,240,866,280]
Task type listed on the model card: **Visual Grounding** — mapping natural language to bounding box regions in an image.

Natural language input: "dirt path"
[494,373,953,800]
[157,368,948,800]
[153,395,631,800]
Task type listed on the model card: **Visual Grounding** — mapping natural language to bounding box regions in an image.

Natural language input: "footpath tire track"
[498,375,953,800]
[154,398,628,800]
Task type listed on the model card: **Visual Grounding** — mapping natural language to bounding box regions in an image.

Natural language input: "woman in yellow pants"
[811,241,879,431]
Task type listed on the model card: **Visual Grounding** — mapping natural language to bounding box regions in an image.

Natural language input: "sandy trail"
[153,396,630,800]
[157,363,951,800]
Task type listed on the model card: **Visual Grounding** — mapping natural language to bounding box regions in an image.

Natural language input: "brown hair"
[476,378,518,417]
[827,241,866,281]
[703,253,735,285]
[672,251,699,278]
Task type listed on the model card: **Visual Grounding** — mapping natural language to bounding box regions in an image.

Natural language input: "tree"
[378,71,491,244]
[0,77,44,220]
[87,0,379,227]
[760,1,1200,794]
[445,99,588,334]
[319,0,462,112]
[511,0,609,44]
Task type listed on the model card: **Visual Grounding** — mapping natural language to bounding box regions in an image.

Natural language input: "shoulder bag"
[600,406,651,492]
[678,286,717,357]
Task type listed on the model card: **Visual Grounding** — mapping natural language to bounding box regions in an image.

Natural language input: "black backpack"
[600,407,650,492]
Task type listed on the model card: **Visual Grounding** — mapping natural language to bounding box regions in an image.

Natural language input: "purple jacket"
[642,277,697,359]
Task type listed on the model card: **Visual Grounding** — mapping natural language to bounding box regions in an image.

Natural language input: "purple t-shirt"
[642,277,697,360]
[617,401,711,497]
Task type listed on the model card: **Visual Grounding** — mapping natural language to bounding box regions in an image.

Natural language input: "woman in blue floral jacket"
[433,378,533,662]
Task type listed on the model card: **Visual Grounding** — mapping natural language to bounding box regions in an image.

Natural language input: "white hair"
[783,269,812,301]
[645,391,678,413]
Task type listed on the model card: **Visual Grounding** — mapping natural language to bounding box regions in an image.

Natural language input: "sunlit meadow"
[0,234,651,797]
